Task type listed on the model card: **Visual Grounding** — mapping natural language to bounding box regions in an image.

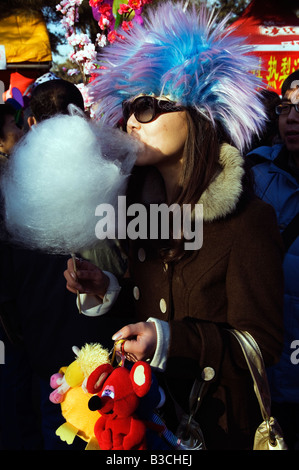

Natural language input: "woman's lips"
[285,131,299,146]
[286,130,299,136]
[285,129,299,139]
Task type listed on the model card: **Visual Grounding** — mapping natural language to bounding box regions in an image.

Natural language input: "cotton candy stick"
[71,253,82,314]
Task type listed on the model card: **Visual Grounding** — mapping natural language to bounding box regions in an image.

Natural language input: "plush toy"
[86,361,152,450]
[49,343,111,449]
[136,372,180,450]
[50,343,178,450]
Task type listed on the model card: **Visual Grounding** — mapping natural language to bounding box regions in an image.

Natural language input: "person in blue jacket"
[248,70,299,450]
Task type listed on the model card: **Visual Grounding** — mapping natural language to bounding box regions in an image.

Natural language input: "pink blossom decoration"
[55,0,152,110]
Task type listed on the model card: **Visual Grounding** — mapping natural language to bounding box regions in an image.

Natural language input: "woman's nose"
[287,105,299,122]
[126,113,141,131]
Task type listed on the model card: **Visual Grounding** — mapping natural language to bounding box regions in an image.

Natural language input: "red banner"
[230,1,299,95]
[251,52,299,94]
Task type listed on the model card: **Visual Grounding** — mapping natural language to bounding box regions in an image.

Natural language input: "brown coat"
[120,144,284,449]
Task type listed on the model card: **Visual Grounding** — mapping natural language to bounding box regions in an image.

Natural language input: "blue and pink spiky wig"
[90,2,266,152]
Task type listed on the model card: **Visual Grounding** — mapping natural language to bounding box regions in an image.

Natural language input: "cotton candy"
[1,113,139,254]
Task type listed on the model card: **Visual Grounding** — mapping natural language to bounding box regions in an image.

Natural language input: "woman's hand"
[64,257,109,299]
[112,322,157,362]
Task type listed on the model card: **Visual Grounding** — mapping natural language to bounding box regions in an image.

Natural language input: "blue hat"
[90,2,266,152]
[90,2,265,150]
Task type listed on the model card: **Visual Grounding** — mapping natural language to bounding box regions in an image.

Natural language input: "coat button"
[159,298,167,313]
[133,286,140,300]
[202,367,215,381]
[138,248,146,262]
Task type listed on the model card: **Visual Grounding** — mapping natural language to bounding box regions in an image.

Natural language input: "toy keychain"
[111,339,126,366]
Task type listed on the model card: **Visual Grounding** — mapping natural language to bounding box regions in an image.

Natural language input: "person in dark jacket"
[0,78,126,450]
[248,69,299,450]
[64,3,284,450]
[0,102,24,450]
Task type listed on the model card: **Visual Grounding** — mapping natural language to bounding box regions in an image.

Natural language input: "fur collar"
[199,143,244,221]
[137,143,244,222]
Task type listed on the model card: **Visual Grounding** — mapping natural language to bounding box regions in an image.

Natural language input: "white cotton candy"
[1,113,139,254]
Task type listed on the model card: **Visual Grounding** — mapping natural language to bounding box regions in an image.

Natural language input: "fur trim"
[199,144,244,221]
[138,144,244,221]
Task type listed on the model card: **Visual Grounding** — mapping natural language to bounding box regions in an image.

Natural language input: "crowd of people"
[0,1,298,451]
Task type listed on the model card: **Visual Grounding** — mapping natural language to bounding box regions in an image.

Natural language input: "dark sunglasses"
[122,96,183,125]
[275,102,299,115]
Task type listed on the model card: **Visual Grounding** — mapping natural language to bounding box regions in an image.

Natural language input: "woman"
[64,3,284,449]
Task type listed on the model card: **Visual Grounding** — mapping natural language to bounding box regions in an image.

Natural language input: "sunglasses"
[122,96,183,125]
[275,103,299,115]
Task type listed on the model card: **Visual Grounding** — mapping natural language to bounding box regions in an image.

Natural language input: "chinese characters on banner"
[249,25,299,95]
[251,53,299,95]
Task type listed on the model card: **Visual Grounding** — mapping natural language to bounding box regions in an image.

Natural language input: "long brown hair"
[176,109,222,203]
[161,109,223,262]
[126,109,228,263]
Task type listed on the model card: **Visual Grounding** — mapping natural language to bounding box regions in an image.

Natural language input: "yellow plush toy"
[49,343,111,450]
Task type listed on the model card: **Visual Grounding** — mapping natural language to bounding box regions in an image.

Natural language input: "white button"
[138,248,146,262]
[133,286,140,300]
[159,298,167,313]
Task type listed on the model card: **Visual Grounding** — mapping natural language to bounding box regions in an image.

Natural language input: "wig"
[90,2,266,152]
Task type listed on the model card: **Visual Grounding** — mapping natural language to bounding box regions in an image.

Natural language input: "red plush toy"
[86,361,152,450]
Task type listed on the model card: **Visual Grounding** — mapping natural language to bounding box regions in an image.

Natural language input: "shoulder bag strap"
[228,329,271,421]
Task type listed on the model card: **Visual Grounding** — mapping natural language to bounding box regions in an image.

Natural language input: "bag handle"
[228,329,272,423]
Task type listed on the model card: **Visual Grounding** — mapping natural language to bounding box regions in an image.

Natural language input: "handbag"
[229,329,288,450]
[165,369,216,450]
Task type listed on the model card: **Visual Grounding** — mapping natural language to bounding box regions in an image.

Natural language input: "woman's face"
[0,114,23,155]
[279,88,299,156]
[126,101,188,169]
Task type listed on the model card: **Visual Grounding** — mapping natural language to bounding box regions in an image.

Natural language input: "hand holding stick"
[71,253,82,314]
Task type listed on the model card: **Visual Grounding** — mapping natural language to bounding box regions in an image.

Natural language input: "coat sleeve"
[167,200,284,379]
